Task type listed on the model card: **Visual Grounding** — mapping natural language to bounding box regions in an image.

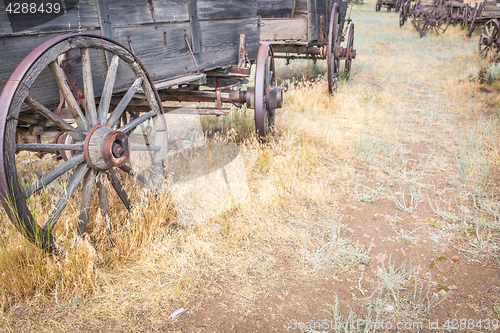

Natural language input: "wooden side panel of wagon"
[0,0,260,105]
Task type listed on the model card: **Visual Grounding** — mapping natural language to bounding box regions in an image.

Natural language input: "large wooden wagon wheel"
[0,34,167,250]
[479,19,500,62]
[343,23,355,79]
[254,43,279,141]
[327,3,340,94]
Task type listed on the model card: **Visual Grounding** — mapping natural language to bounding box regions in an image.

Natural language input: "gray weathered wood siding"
[0,0,260,100]
[0,0,100,35]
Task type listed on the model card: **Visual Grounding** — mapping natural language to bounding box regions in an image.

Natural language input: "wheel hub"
[84,126,130,170]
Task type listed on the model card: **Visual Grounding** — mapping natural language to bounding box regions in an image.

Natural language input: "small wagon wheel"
[0,34,167,250]
[254,43,277,141]
[429,9,449,35]
[479,19,500,62]
[343,23,355,79]
[327,3,340,94]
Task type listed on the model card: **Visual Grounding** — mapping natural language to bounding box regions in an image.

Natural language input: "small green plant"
[438,255,446,261]
[429,260,435,268]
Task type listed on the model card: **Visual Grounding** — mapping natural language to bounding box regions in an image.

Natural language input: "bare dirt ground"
[1,2,500,332]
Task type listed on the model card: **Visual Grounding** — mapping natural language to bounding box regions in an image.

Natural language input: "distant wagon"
[376,0,398,12]
[0,0,283,249]
[257,0,356,93]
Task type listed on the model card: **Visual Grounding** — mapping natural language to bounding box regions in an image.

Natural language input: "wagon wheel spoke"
[97,178,111,225]
[98,55,120,125]
[119,165,147,185]
[49,61,90,132]
[81,48,98,127]
[78,168,96,236]
[16,143,83,153]
[118,110,156,133]
[23,154,85,198]
[107,77,143,129]
[24,96,85,141]
[107,169,132,211]
[44,163,89,233]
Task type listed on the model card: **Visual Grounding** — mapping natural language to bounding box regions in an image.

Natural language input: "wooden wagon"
[0,0,283,249]
[467,0,500,37]
[376,0,398,12]
[398,0,449,36]
[445,0,468,25]
[257,0,356,93]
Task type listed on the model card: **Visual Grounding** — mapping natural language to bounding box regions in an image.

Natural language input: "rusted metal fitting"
[266,86,283,110]
[102,131,129,168]
[53,132,76,161]
[245,87,255,108]
[333,45,344,58]
[84,126,130,170]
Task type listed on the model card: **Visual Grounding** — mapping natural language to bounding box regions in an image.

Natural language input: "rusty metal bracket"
[215,89,222,109]
[146,0,158,29]
[127,36,135,55]
[60,53,85,112]
[184,32,200,74]
[229,34,251,76]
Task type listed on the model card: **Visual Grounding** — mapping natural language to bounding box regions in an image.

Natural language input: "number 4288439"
[442,318,499,330]
[5,2,61,14]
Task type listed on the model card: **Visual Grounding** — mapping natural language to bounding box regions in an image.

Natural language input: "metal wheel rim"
[327,3,340,94]
[254,43,276,141]
[344,23,355,79]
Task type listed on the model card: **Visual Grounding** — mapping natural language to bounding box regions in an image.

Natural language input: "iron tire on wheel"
[0,33,167,250]
[343,23,355,79]
[254,43,276,141]
[328,3,340,94]
[399,7,406,27]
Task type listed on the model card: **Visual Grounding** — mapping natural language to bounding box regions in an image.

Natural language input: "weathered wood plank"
[316,0,327,16]
[197,0,258,20]
[108,0,257,27]
[260,18,308,42]
[0,0,99,36]
[112,17,260,87]
[188,0,201,54]
[257,0,294,17]
[108,0,189,26]
[309,0,318,42]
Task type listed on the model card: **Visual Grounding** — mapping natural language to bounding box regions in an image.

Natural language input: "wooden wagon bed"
[0,0,260,99]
